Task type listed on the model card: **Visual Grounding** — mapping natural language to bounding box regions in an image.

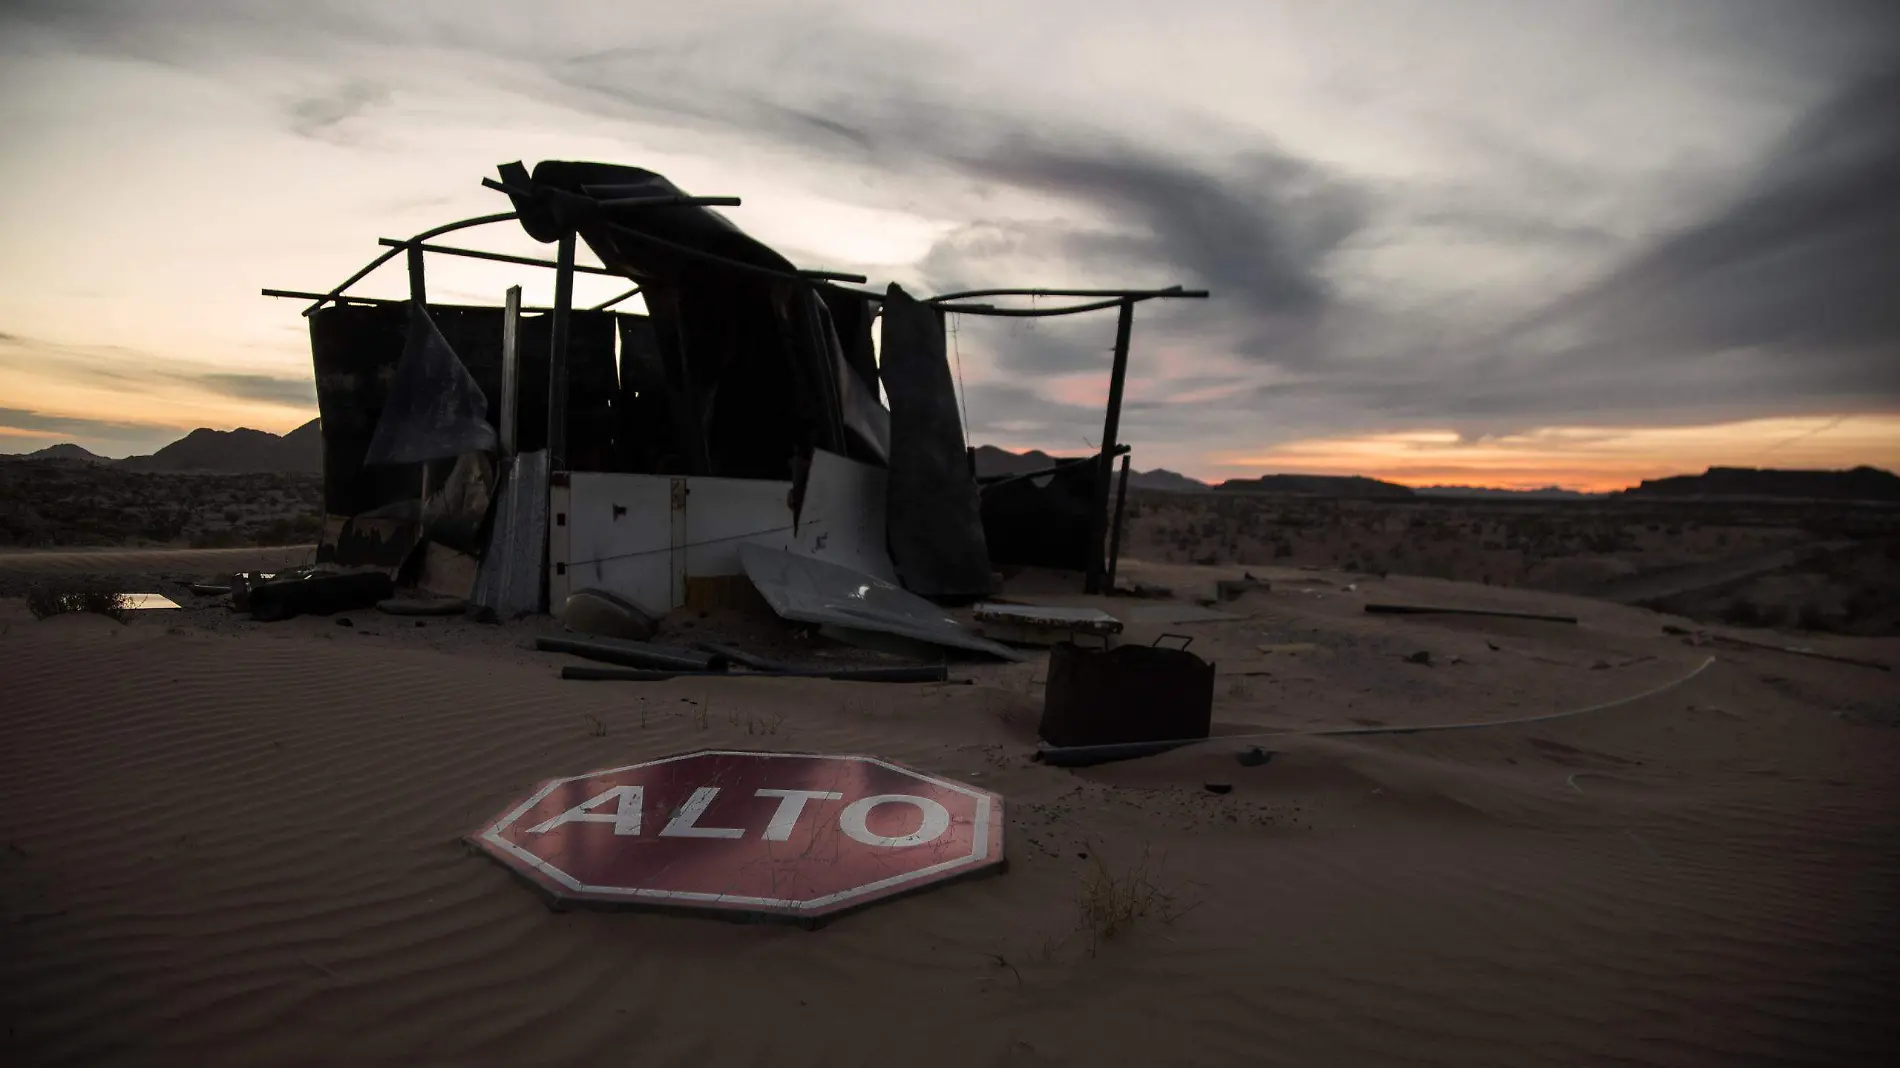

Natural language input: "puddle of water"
[120,593,182,610]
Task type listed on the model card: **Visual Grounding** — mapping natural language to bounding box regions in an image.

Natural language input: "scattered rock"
[1204,783,1233,795]
[562,587,659,642]
[1404,650,1433,665]
[1236,747,1275,767]
[335,617,353,628]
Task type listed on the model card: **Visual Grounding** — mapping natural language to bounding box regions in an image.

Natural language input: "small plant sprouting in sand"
[1073,847,1192,955]
[585,713,607,738]
[692,698,712,730]
[25,587,128,623]
[747,710,786,736]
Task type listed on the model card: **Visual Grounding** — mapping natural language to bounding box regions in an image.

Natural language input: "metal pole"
[547,231,575,473]
[408,245,431,516]
[500,285,521,458]
[1085,298,1135,593]
[406,245,426,305]
[1106,453,1131,593]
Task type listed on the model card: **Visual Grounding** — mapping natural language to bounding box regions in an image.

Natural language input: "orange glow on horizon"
[1205,415,1900,492]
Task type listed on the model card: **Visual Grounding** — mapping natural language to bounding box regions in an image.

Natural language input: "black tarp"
[878,284,991,600]
[309,301,617,567]
[978,456,1107,573]
[498,160,877,478]
[364,302,498,467]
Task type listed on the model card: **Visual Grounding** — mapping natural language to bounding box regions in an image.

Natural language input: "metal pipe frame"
[377,238,621,277]
[1106,453,1132,593]
[262,288,565,312]
[932,287,1208,319]
[296,211,520,316]
[600,218,887,302]
[591,286,643,311]
[547,232,576,474]
[930,285,1208,303]
[1084,298,1138,594]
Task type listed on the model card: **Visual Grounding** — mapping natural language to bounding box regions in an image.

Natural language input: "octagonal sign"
[470,750,1005,924]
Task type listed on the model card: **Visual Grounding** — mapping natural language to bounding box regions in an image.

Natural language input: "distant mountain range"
[10,432,1893,502]
[12,442,110,463]
[1622,465,1900,502]
[969,445,1215,493]
[5,419,322,474]
[1216,473,1415,499]
[1416,485,1604,499]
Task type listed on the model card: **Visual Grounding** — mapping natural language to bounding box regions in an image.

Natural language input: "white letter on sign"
[659,787,745,839]
[754,789,844,841]
[526,785,644,836]
[839,794,952,848]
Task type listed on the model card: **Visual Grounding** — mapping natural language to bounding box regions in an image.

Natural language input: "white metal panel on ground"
[550,450,895,614]
[737,543,1022,661]
[795,448,895,582]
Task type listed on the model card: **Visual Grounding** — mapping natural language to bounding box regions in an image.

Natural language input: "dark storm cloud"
[286,79,389,139]
[0,332,317,408]
[0,407,157,440]
[190,372,318,406]
[5,0,1898,453]
[1522,71,1900,359]
[947,145,1365,319]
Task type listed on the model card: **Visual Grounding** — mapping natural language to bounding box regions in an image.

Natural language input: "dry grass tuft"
[1074,847,1192,954]
[26,587,128,623]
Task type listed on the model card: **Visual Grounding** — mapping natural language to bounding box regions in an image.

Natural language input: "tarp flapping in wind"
[363,301,498,467]
[878,284,992,601]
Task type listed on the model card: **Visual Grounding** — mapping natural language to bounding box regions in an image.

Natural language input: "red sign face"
[470,750,1005,923]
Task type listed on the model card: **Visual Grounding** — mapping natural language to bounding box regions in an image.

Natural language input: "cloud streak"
[0,0,1896,477]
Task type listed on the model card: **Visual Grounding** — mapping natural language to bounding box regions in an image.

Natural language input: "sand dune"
[2,556,1896,1066]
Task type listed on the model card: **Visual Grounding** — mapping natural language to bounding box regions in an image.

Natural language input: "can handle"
[1153,633,1193,650]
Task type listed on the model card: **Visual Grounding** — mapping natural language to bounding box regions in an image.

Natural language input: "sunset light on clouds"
[1,0,1895,488]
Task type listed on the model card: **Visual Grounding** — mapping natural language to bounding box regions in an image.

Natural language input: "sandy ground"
[2,553,1897,1066]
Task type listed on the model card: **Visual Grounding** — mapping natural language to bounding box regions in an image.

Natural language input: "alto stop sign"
[470,749,1005,924]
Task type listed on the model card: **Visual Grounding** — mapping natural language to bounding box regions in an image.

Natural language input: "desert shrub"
[26,588,127,622]
[1073,850,1190,955]
[1796,605,1833,632]
[188,527,245,549]
[1720,600,1769,627]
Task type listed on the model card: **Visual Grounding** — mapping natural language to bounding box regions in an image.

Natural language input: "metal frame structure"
[265,177,1208,596]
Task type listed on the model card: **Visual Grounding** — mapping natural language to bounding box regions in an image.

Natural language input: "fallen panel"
[469,448,548,620]
[469,750,1005,926]
[1364,603,1578,624]
[534,634,726,672]
[738,543,1023,662]
[560,664,948,683]
[1123,604,1249,624]
[972,602,1121,646]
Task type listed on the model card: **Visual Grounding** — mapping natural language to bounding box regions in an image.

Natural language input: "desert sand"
[2,549,1897,1066]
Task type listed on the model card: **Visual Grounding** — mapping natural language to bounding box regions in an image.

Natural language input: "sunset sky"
[2,0,1896,490]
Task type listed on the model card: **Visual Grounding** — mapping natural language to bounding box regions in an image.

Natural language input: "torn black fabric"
[979,455,1106,572]
[879,284,992,600]
[364,302,498,467]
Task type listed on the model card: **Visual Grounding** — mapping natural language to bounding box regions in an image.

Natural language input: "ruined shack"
[265,161,1206,623]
